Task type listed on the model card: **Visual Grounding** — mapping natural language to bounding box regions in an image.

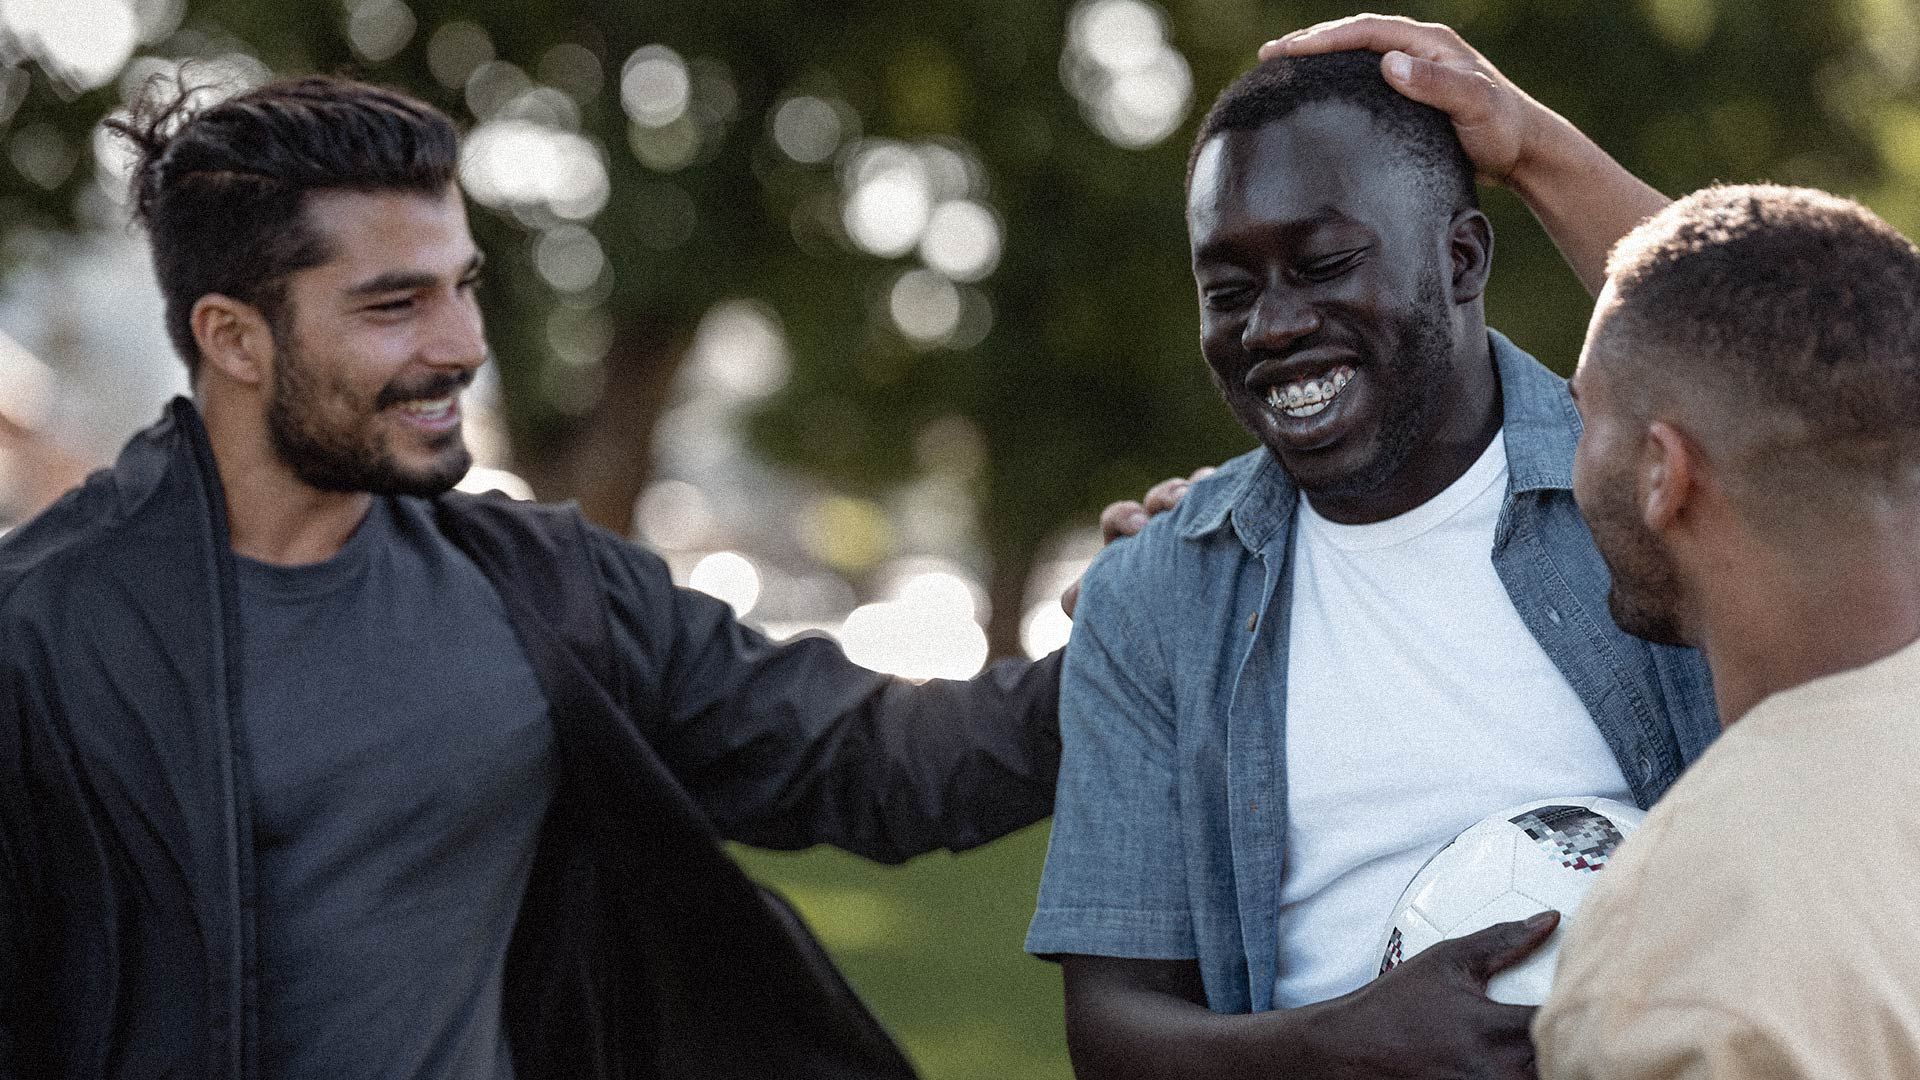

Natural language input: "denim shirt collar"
[1178,329,1573,553]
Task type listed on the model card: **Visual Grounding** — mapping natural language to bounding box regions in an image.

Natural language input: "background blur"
[0,0,1913,1075]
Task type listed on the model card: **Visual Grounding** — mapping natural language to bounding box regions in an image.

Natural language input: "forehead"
[301,185,476,276]
[1188,100,1431,243]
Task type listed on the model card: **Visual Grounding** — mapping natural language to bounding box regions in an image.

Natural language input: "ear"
[1641,420,1698,535]
[190,294,275,388]
[1447,208,1494,304]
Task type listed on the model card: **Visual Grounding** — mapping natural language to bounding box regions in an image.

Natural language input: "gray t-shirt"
[236,497,556,1079]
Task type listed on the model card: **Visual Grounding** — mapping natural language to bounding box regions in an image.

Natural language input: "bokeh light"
[635,479,716,550]
[345,0,415,64]
[427,20,492,89]
[459,119,609,220]
[689,300,789,400]
[689,550,763,617]
[538,42,603,102]
[1021,598,1074,659]
[533,224,607,293]
[456,465,534,501]
[772,95,844,163]
[919,200,1002,281]
[838,570,990,681]
[841,141,932,258]
[621,44,691,129]
[889,269,962,345]
[0,0,139,93]
[1061,0,1193,149]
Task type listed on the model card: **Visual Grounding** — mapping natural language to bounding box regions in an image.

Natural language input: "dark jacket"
[0,399,1063,1079]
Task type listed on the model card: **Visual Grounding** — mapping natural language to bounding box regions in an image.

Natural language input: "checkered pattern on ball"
[1509,804,1627,871]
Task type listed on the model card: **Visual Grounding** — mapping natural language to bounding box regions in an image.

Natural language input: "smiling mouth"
[1264,365,1355,418]
[394,395,459,427]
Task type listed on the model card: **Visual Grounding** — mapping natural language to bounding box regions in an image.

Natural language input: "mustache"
[376,369,475,410]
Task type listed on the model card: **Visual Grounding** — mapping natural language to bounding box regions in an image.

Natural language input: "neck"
[197,391,372,567]
[1695,510,1920,726]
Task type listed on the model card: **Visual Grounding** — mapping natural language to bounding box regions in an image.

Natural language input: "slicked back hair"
[108,75,459,378]
[1601,184,1920,516]
[1187,50,1477,219]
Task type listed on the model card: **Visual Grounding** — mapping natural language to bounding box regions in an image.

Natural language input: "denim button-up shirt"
[1026,331,1720,1013]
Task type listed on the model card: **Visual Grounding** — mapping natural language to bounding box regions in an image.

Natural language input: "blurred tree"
[0,0,1911,658]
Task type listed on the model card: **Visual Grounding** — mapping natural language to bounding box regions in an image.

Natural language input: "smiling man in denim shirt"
[1026,50,1719,1080]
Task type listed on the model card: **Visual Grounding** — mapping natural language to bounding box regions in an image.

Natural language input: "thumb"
[1445,911,1560,984]
[1381,49,1499,127]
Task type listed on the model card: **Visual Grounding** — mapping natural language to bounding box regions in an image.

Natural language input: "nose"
[1242,285,1320,354]
[424,292,489,372]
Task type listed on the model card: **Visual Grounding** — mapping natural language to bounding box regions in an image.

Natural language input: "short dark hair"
[1603,184,1920,509]
[1188,51,1477,216]
[109,75,459,377]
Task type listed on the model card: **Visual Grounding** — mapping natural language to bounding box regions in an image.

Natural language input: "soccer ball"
[1374,797,1646,1005]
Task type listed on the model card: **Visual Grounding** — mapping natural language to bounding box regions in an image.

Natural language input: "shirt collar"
[1180,329,1577,552]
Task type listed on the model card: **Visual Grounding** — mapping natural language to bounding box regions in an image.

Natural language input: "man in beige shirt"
[1270,17,1920,1078]
[1534,184,1920,1078]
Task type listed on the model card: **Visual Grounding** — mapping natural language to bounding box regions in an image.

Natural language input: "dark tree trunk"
[985,534,1042,662]
[517,324,690,534]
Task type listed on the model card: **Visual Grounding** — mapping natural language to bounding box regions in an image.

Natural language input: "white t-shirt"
[1273,432,1632,1008]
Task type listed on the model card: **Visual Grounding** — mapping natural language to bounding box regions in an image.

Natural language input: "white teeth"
[1265,365,1355,418]
[399,396,454,421]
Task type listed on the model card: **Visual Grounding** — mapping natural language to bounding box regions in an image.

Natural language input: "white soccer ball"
[1374,797,1646,1005]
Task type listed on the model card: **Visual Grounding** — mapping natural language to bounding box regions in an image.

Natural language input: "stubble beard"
[265,334,472,498]
[1295,276,1456,506]
[1583,472,1689,647]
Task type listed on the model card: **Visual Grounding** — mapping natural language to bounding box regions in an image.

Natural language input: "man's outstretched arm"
[1264,15,1670,296]
[1062,916,1558,1080]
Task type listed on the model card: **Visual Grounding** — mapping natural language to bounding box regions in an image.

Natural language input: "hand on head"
[1261,15,1540,188]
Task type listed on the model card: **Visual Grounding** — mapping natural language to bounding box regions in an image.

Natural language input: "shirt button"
[1546,607,1563,625]
[1638,753,1654,781]
[1246,612,1258,632]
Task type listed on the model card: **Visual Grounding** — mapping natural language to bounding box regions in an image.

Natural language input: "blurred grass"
[732,822,1072,1080]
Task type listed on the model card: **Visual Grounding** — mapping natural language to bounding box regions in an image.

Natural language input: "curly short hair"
[1188,50,1477,219]
[1601,184,1920,508]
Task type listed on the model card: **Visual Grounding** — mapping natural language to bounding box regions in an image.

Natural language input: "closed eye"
[1299,248,1366,283]
[1202,281,1255,312]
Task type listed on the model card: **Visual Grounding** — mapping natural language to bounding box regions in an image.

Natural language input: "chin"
[1606,587,1691,648]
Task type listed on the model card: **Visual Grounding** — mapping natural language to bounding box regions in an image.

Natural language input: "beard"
[1295,276,1456,505]
[265,335,473,498]
[1579,464,1689,646]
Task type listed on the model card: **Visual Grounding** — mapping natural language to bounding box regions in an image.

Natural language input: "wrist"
[1502,100,1591,205]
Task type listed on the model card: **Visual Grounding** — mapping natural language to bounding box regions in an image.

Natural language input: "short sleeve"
[1025,542,1194,960]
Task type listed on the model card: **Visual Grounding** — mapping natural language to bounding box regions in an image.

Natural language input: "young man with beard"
[1025,51,1719,1079]
[1539,190,1920,1079]
[0,78,1071,1079]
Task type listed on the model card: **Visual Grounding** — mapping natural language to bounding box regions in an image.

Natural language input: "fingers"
[1379,50,1502,128]
[1188,465,1217,483]
[1261,14,1464,65]
[1141,478,1191,517]
[1098,500,1151,544]
[1446,911,1561,984]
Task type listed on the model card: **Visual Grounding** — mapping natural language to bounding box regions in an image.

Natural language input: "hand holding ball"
[1376,797,1645,1005]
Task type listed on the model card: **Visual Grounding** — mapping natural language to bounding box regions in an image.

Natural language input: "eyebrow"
[345,253,485,298]
[1192,206,1358,265]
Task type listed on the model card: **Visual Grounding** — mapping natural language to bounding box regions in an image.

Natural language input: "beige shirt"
[1534,636,1920,1080]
